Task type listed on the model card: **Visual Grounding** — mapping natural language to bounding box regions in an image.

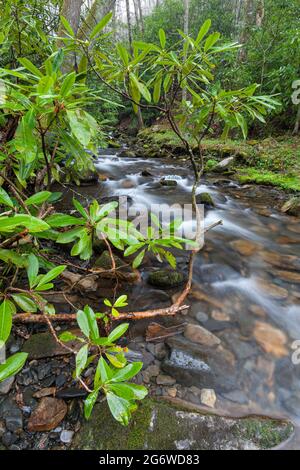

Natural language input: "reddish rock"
[230,239,259,256]
[28,397,67,432]
[184,323,221,347]
[253,322,288,358]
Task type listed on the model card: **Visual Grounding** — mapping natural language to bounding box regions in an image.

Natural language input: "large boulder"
[196,192,215,208]
[214,156,235,173]
[71,399,293,450]
[162,336,237,392]
[281,197,300,216]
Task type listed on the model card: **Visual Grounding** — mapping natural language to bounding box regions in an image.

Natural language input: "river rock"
[60,430,74,444]
[55,387,88,400]
[144,364,160,379]
[121,179,136,189]
[79,171,99,186]
[160,178,178,187]
[214,156,235,172]
[257,279,289,300]
[184,323,221,347]
[61,270,98,291]
[230,239,259,256]
[119,150,136,158]
[148,270,184,289]
[163,336,237,392]
[196,192,215,208]
[152,343,167,360]
[5,408,23,434]
[28,397,67,432]
[195,312,209,323]
[200,389,217,408]
[0,376,15,395]
[33,387,56,399]
[94,250,123,269]
[253,321,288,358]
[23,332,80,360]
[156,374,176,386]
[276,236,300,245]
[72,399,293,450]
[141,169,154,177]
[211,310,230,322]
[249,305,267,317]
[260,251,300,271]
[281,197,300,216]
[274,270,300,284]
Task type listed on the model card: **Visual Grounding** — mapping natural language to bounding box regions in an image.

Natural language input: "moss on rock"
[148,270,184,289]
[94,250,123,269]
[196,192,215,208]
[72,399,293,450]
[281,196,300,216]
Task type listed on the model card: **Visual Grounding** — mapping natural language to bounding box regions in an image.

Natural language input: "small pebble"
[60,430,74,444]
[200,389,217,408]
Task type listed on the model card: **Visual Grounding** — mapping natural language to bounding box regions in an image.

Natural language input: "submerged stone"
[72,399,293,450]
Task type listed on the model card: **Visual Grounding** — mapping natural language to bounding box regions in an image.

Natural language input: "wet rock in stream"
[27,397,68,432]
[162,336,237,392]
[196,192,215,208]
[148,270,184,289]
[23,332,81,360]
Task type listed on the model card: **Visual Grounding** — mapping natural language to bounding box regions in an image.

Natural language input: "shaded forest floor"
[136,126,300,192]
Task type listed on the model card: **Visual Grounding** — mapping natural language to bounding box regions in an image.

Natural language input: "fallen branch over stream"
[12,304,190,324]
[12,220,222,325]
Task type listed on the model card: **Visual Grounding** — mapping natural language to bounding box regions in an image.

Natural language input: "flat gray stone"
[0,376,15,395]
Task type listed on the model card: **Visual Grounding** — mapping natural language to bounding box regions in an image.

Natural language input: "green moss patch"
[72,399,293,450]
[237,168,300,192]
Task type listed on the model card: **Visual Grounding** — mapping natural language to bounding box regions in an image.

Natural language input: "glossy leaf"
[75,344,88,378]
[0,300,15,343]
[0,353,28,383]
[107,323,129,344]
[25,191,52,206]
[12,294,37,313]
[109,362,143,383]
[0,187,14,208]
[84,390,99,420]
[27,254,39,288]
[90,12,112,40]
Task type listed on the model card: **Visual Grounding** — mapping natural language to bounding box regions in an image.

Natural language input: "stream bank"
[132,125,300,195]
[1,146,300,450]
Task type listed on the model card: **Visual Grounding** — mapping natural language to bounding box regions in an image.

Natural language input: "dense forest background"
[1,0,299,135]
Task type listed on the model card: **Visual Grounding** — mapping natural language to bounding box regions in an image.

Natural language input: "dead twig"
[13,304,189,324]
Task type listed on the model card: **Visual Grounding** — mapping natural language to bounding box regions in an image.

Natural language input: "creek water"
[64,150,300,448]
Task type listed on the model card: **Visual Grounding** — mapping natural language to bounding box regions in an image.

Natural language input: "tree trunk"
[293,105,300,135]
[78,0,116,39]
[133,0,140,31]
[256,0,265,27]
[57,0,84,72]
[238,0,254,62]
[137,0,144,34]
[125,0,133,54]
[182,0,189,102]
[58,0,83,37]
[126,0,144,129]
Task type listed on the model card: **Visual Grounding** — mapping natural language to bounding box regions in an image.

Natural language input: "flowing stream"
[65,150,300,448]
